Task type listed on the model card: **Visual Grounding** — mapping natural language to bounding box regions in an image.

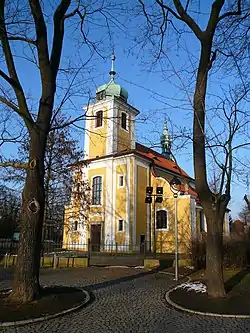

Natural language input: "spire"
[161,120,172,159]
[109,52,116,81]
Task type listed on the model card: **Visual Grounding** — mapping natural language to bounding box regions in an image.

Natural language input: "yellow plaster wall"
[151,176,192,254]
[129,158,134,246]
[136,165,148,245]
[117,107,131,152]
[115,164,127,244]
[87,167,106,239]
[88,106,108,158]
[63,205,81,248]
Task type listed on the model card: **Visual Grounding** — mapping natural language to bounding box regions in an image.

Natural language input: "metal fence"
[0,238,180,258]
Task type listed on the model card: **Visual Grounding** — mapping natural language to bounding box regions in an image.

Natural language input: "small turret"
[160,120,172,159]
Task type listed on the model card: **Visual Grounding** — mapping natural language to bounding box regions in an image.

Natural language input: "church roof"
[96,54,128,102]
[96,80,128,101]
[135,143,191,179]
[135,143,197,197]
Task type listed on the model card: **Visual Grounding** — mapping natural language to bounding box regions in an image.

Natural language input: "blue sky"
[1,0,249,218]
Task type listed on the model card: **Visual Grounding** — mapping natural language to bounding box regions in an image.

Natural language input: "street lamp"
[169,176,181,281]
[145,186,163,255]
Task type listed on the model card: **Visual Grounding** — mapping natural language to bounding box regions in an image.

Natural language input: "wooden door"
[90,224,101,252]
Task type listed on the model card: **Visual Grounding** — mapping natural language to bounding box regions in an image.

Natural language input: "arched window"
[92,176,102,205]
[121,112,127,130]
[95,110,103,128]
[156,210,168,230]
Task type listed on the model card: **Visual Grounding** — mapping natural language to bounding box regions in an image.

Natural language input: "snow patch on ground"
[174,282,207,293]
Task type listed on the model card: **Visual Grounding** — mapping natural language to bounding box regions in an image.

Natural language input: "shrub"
[190,236,206,269]
[190,236,250,269]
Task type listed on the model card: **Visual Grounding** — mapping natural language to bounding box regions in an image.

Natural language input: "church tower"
[160,120,172,160]
[83,54,139,159]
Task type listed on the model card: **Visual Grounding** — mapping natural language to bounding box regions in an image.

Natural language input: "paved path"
[1,267,250,333]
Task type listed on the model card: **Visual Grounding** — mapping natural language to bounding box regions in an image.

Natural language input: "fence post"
[87,238,91,262]
[4,253,9,268]
[115,242,118,258]
[144,240,146,258]
[53,252,58,269]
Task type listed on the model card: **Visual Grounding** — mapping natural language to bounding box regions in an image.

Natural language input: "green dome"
[96,80,128,102]
[96,54,128,102]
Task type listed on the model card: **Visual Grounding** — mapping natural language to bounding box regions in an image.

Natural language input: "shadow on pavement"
[82,268,161,292]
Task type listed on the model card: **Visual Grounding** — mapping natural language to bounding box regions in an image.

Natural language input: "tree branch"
[155,0,182,21]
[217,0,241,23]
[0,161,28,169]
[50,0,71,80]
[29,0,51,91]
[0,1,34,132]
[0,96,19,112]
[7,35,37,45]
[64,0,80,19]
[0,69,20,89]
[172,0,203,39]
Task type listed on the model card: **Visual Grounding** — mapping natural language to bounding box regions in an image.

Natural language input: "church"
[63,55,230,254]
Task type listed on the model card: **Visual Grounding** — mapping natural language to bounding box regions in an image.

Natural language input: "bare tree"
[1,113,83,242]
[244,195,250,212]
[0,0,117,303]
[0,185,21,239]
[137,0,250,297]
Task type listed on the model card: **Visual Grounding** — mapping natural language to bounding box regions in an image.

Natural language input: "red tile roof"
[135,143,191,179]
[135,143,197,198]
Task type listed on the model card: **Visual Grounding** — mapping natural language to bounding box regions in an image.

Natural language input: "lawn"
[169,268,250,315]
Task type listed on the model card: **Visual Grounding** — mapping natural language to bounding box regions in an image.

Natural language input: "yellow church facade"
[63,56,230,254]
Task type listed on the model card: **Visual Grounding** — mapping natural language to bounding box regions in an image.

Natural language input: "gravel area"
[1,267,250,332]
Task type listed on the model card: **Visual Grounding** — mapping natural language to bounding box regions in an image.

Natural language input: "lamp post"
[145,186,163,255]
[169,176,181,281]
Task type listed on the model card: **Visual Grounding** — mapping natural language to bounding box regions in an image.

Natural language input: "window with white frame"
[121,112,127,130]
[156,210,168,230]
[118,219,124,232]
[92,176,102,205]
[95,110,103,128]
[118,174,124,187]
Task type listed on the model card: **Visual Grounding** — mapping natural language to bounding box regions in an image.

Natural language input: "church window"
[118,219,124,232]
[156,210,168,230]
[118,175,124,187]
[74,221,78,231]
[121,112,127,130]
[95,110,103,128]
[92,176,102,205]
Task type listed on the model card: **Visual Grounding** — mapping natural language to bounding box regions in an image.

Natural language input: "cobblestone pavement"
[1,267,250,333]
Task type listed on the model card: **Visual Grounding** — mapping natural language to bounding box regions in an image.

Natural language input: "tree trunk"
[193,40,226,298]
[204,206,226,298]
[10,131,46,303]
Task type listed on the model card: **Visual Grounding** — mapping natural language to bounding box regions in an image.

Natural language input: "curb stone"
[165,286,250,319]
[0,289,90,327]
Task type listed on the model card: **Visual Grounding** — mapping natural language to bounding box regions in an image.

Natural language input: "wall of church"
[117,106,132,152]
[151,176,192,254]
[135,165,148,246]
[88,105,108,159]
[88,167,106,223]
[115,163,127,245]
